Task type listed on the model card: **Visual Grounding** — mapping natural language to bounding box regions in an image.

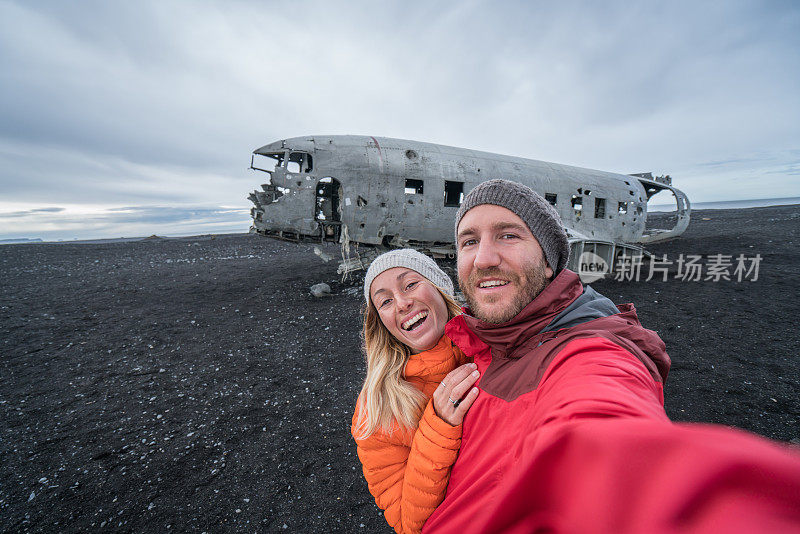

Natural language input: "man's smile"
[477,279,510,289]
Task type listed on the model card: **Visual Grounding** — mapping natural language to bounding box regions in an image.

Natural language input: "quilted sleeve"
[354,400,462,534]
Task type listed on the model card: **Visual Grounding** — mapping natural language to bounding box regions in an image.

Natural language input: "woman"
[351,249,480,534]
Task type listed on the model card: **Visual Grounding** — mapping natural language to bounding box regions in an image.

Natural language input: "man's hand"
[433,363,480,426]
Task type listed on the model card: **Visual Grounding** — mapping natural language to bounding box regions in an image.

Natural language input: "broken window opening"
[571,195,583,217]
[315,177,341,223]
[444,181,464,207]
[545,193,557,206]
[618,202,628,214]
[405,179,424,195]
[594,198,606,219]
[251,152,285,173]
[287,152,313,174]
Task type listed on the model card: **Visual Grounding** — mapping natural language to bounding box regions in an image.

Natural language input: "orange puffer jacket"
[352,335,468,534]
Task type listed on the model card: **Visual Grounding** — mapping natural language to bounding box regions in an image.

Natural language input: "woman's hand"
[433,363,480,426]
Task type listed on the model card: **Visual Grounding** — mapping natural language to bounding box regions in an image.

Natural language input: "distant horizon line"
[2,197,799,245]
[0,232,253,245]
[648,195,800,212]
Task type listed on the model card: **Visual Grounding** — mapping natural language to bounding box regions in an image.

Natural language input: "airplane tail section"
[634,176,691,244]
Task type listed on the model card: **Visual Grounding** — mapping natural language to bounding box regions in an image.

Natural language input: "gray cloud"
[2,207,65,217]
[100,206,247,225]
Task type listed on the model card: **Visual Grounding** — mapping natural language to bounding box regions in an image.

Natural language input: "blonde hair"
[354,285,462,440]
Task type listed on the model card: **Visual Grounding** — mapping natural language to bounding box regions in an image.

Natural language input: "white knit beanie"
[363,249,454,303]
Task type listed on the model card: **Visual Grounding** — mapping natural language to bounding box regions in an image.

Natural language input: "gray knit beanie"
[363,249,454,303]
[454,179,570,273]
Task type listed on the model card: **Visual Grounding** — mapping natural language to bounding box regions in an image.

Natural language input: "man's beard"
[461,258,551,324]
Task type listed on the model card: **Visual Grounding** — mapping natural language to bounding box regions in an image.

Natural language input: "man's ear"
[546,266,554,279]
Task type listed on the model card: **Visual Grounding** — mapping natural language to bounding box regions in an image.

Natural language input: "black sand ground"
[1,205,799,532]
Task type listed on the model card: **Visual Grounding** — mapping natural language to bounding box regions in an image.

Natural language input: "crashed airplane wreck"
[247,135,690,275]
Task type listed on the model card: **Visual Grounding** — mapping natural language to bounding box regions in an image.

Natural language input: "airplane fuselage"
[248,135,690,250]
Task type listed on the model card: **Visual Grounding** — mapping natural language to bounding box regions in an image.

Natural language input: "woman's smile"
[402,311,429,331]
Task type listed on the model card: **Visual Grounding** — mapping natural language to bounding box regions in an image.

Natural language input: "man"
[422,179,800,533]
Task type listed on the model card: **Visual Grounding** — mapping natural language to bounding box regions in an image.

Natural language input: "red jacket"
[423,269,800,533]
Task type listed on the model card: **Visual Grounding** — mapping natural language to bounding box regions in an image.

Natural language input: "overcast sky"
[1,0,798,240]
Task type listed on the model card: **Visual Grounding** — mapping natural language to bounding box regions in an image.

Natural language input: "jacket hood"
[542,284,620,333]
